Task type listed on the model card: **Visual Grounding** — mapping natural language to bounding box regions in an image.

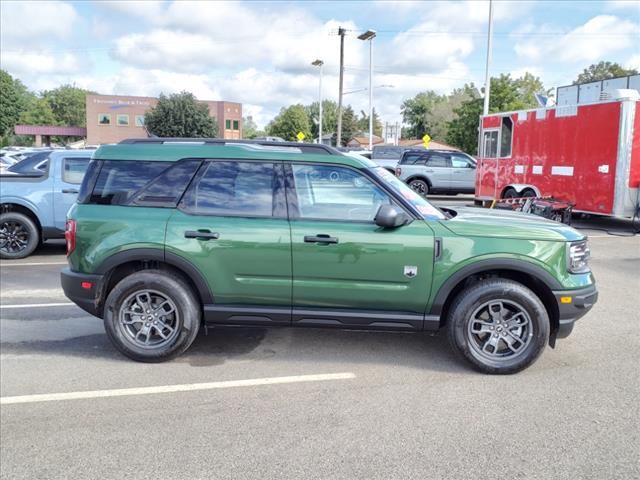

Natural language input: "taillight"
[65,219,76,256]
[395,167,401,176]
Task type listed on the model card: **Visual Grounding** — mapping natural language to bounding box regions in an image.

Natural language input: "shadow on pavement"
[2,325,466,374]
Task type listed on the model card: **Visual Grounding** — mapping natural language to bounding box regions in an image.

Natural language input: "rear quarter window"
[86,160,200,207]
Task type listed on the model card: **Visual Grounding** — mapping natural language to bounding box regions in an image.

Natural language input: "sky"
[1,0,639,129]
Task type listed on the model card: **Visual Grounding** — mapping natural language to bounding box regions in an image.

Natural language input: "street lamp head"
[357,30,377,41]
[311,59,324,66]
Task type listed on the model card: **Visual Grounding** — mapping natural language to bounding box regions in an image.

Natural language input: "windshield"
[371,167,446,220]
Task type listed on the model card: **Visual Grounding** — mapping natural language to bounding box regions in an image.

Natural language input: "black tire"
[0,212,39,259]
[446,279,549,374]
[409,179,429,196]
[103,270,201,362]
[522,189,536,198]
[503,188,518,199]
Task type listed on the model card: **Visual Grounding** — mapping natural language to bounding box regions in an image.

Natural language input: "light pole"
[482,0,494,116]
[358,30,376,151]
[311,59,324,144]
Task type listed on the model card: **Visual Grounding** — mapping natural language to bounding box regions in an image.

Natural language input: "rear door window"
[180,161,282,217]
[426,154,451,168]
[62,157,90,184]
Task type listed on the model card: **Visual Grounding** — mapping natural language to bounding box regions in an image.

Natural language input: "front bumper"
[60,267,104,317]
[551,283,598,342]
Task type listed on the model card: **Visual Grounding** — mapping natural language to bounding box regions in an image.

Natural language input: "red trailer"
[475,90,640,219]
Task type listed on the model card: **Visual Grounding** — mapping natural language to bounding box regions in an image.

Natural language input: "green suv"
[61,139,597,373]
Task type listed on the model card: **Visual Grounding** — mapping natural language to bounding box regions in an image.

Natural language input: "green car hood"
[439,206,585,241]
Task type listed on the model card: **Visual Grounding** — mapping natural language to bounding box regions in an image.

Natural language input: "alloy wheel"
[466,299,533,361]
[118,289,180,349]
[0,221,29,254]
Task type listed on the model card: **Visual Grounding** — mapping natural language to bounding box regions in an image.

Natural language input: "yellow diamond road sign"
[422,134,431,146]
[296,131,306,141]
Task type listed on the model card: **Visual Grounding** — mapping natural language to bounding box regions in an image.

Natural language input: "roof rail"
[118,137,342,155]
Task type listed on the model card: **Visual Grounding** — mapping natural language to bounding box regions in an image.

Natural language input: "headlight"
[567,240,591,273]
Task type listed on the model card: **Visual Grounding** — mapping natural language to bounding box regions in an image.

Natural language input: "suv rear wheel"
[408,178,429,196]
[103,270,201,362]
[446,279,549,374]
[0,212,39,259]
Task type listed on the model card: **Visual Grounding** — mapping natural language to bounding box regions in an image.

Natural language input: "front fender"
[427,254,564,317]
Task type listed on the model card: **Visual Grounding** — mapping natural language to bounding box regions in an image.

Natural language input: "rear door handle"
[185,230,220,240]
[62,188,79,194]
[304,234,338,244]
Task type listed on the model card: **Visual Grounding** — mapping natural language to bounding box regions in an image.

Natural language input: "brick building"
[85,94,242,145]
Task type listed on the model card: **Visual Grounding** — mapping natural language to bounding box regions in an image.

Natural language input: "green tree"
[145,92,218,137]
[19,98,58,126]
[574,61,638,84]
[305,100,339,140]
[0,70,29,136]
[242,115,263,139]
[400,91,446,139]
[446,85,482,154]
[266,104,312,141]
[334,105,358,146]
[357,108,383,137]
[445,73,549,154]
[43,85,93,127]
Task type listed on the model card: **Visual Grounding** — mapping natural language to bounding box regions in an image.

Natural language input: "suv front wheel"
[446,279,549,374]
[103,270,201,362]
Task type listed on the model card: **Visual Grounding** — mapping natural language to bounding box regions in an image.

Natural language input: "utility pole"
[482,0,494,116]
[312,59,324,144]
[336,27,346,147]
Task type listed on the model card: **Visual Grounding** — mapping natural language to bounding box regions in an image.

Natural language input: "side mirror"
[374,204,411,229]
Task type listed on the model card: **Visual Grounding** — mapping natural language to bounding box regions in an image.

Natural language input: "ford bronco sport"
[61,139,597,373]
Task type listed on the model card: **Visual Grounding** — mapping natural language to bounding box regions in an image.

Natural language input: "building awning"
[14,125,87,136]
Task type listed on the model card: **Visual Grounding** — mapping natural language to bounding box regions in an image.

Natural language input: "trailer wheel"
[522,189,536,198]
[503,188,517,199]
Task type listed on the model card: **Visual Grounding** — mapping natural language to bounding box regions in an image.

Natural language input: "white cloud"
[0,0,79,47]
[606,0,640,10]
[94,0,167,19]
[514,15,640,64]
[1,51,88,76]
[626,54,640,70]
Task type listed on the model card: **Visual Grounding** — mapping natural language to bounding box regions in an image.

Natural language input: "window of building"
[233,120,239,130]
[292,164,391,222]
[135,115,145,127]
[181,161,277,217]
[117,114,129,126]
[98,114,111,125]
[225,119,231,130]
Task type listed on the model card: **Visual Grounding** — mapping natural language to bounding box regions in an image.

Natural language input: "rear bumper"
[60,267,104,317]
[552,284,598,340]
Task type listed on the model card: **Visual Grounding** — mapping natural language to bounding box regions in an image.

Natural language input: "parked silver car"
[395,149,477,195]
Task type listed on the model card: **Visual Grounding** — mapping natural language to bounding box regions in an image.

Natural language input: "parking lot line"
[0,261,67,267]
[0,302,75,309]
[0,373,357,405]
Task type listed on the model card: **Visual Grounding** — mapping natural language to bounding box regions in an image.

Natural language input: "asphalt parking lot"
[1,204,639,480]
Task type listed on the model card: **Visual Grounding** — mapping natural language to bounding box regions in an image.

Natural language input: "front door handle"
[304,234,338,244]
[185,230,220,240]
[62,188,79,194]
